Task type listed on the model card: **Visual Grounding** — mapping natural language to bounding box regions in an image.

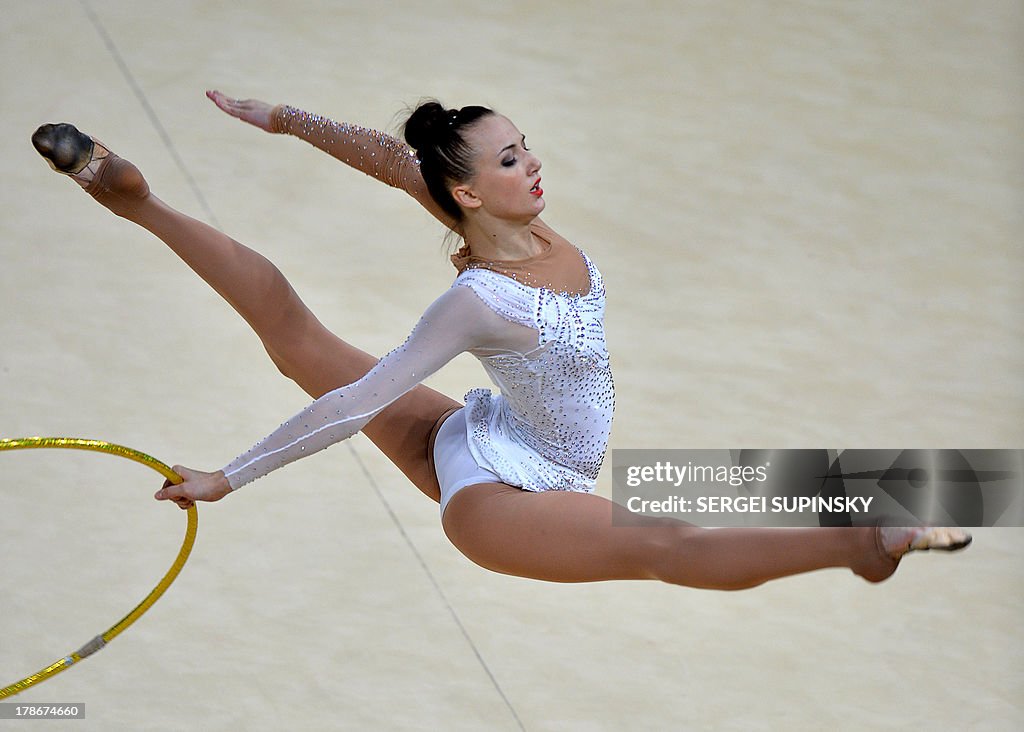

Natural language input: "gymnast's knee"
[264,344,301,383]
[261,342,328,398]
[635,525,696,582]
[642,525,764,591]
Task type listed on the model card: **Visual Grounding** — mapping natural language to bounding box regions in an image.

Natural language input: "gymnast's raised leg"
[31,123,459,502]
[442,484,971,588]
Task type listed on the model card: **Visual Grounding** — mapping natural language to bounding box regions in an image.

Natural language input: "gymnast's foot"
[32,123,150,218]
[858,524,972,583]
[879,525,972,558]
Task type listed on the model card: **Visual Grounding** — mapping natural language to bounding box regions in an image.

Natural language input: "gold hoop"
[0,437,198,699]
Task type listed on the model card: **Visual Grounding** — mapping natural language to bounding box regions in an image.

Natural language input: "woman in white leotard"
[31,91,969,589]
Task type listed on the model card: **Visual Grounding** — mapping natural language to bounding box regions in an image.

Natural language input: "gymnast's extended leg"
[442,484,968,588]
[32,123,458,501]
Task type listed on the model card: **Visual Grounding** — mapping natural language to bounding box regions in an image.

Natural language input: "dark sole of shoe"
[32,123,94,174]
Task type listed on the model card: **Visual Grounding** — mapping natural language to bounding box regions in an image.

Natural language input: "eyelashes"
[501,139,531,167]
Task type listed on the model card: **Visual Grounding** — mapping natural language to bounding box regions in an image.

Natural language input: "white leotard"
[453,252,613,492]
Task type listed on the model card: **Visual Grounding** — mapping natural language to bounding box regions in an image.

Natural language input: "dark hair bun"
[401,99,495,223]
[403,100,450,153]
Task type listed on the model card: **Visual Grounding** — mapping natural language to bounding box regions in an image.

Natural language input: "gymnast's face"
[454,115,544,221]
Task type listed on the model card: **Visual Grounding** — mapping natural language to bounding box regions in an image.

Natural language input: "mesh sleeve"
[271,105,456,229]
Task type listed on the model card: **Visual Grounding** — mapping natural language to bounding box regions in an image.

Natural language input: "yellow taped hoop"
[0,437,198,699]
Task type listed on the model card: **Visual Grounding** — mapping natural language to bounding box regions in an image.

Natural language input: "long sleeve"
[220,284,510,490]
[271,105,456,229]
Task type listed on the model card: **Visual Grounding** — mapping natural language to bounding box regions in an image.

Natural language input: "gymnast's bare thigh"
[440,483,678,583]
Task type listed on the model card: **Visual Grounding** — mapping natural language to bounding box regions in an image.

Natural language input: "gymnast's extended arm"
[206,90,455,228]
[154,285,505,506]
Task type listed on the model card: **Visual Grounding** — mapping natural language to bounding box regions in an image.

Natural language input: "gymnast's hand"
[155,465,232,509]
[206,90,274,132]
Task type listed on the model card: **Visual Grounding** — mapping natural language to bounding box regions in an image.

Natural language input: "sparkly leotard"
[220,106,615,495]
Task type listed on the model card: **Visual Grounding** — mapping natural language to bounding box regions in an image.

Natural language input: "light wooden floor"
[2,1,1021,729]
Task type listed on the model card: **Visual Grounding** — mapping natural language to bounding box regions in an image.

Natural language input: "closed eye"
[498,135,529,166]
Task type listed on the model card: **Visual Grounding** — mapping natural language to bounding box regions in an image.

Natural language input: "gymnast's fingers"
[155,464,231,505]
[206,89,236,115]
[206,90,273,132]
[155,477,188,503]
[157,474,194,509]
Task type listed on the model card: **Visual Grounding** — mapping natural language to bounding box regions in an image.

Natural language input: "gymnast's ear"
[451,183,482,210]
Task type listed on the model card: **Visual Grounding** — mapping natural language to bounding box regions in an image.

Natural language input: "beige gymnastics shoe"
[32,122,150,217]
[879,524,973,560]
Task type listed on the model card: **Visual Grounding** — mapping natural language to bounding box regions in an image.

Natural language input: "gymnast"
[31,91,970,590]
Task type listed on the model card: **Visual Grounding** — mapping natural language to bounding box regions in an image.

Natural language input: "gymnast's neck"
[461,213,546,263]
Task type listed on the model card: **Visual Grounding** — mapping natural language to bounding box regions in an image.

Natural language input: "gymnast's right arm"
[206,90,455,228]
[154,285,506,507]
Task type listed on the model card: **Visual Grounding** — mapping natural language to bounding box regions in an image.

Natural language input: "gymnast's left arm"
[205,89,455,228]
[154,286,497,507]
